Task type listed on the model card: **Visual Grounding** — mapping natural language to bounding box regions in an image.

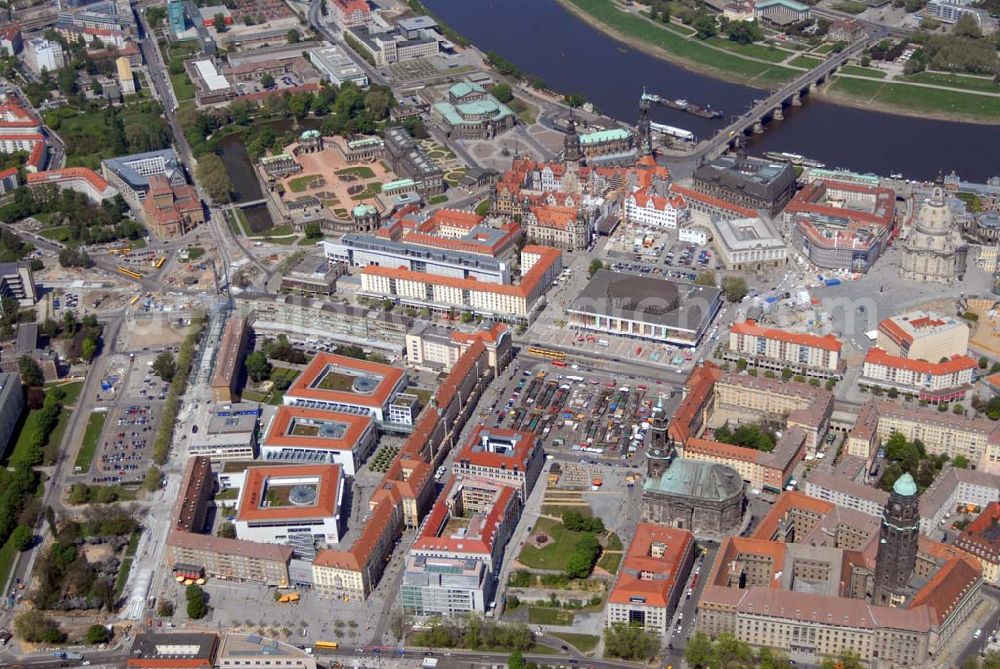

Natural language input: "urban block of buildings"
[691,153,797,216]
[0,98,48,173]
[876,310,970,362]
[697,482,984,665]
[210,314,249,404]
[860,347,977,403]
[785,178,896,273]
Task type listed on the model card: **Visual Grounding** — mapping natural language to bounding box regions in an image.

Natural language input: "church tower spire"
[564,109,582,164]
[638,88,653,157]
[872,473,920,606]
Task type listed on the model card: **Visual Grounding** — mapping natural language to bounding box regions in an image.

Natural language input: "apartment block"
[727,319,843,378]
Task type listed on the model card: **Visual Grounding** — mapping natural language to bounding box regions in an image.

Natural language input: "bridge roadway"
[693,39,868,161]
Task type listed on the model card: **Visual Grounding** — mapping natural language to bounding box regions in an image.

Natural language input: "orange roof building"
[142,173,205,240]
[862,347,977,403]
[234,464,344,546]
[128,633,219,668]
[283,352,407,424]
[697,490,984,663]
[606,523,695,634]
[26,167,118,203]
[876,310,970,362]
[260,406,377,477]
[729,319,843,378]
[453,425,544,501]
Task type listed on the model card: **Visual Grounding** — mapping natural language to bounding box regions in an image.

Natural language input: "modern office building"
[606,523,694,635]
[234,464,343,550]
[101,149,188,209]
[210,315,248,403]
[876,310,970,361]
[0,373,24,460]
[23,38,64,74]
[308,45,368,87]
[188,408,258,461]
[0,262,37,306]
[260,406,376,477]
[708,214,788,271]
[346,26,438,67]
[283,353,409,425]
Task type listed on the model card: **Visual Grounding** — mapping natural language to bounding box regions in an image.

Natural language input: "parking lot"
[92,403,159,485]
[480,360,681,465]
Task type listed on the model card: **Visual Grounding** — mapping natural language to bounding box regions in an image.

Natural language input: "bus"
[128,294,142,306]
[153,255,166,269]
[117,266,143,280]
[526,347,566,362]
[314,641,339,650]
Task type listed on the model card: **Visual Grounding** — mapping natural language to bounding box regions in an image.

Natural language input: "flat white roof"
[193,59,230,92]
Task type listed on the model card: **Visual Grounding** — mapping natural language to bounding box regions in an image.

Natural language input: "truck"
[422,658,439,668]
[824,278,842,287]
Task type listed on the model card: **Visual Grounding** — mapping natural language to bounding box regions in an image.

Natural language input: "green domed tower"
[872,472,920,605]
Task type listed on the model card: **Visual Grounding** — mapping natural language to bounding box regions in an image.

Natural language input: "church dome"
[892,472,917,497]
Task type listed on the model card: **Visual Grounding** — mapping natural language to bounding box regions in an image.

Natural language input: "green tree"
[18,355,44,387]
[213,13,227,32]
[85,624,110,644]
[10,524,32,551]
[81,337,97,362]
[589,258,604,277]
[781,367,794,381]
[713,633,754,668]
[953,13,981,38]
[153,351,177,382]
[604,624,659,660]
[196,154,234,204]
[157,599,175,617]
[143,465,162,492]
[721,276,748,302]
[245,351,271,382]
[507,651,526,669]
[186,584,208,619]
[685,632,714,668]
[820,651,864,669]
[758,646,793,669]
[146,6,166,27]
[696,270,716,286]
[217,522,237,539]
[15,611,64,643]
[694,14,717,39]
[287,29,300,43]
[954,454,971,468]
[491,83,514,103]
[563,93,586,107]
[304,222,323,239]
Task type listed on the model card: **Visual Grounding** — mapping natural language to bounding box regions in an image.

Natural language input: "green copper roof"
[580,128,631,145]
[893,472,917,497]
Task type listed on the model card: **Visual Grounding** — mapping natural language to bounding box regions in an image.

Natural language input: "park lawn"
[187,246,205,260]
[508,98,537,124]
[750,66,801,86]
[548,632,600,654]
[597,552,622,574]
[270,367,301,388]
[904,71,1000,94]
[563,0,797,83]
[40,226,72,242]
[540,504,591,518]
[830,77,1000,120]
[838,65,887,79]
[705,37,792,63]
[428,195,448,205]
[335,166,375,178]
[169,72,195,102]
[5,382,82,467]
[0,534,19,597]
[528,607,576,626]
[351,182,383,200]
[606,532,623,551]
[74,412,106,473]
[832,0,866,12]
[297,237,322,246]
[517,517,587,571]
[814,42,837,54]
[789,55,822,69]
[288,174,321,193]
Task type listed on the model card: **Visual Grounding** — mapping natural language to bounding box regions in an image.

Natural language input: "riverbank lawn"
[904,71,1000,94]
[838,65,887,79]
[789,55,823,69]
[830,77,1000,120]
[562,0,798,84]
[704,36,792,63]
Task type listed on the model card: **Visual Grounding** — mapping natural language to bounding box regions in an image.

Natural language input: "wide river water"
[423,0,998,181]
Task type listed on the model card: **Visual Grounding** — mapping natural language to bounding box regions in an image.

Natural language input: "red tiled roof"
[732,319,842,353]
[263,405,373,452]
[609,523,693,607]
[411,475,517,556]
[285,352,405,408]
[671,184,758,218]
[456,425,537,472]
[236,464,341,522]
[864,347,977,376]
[27,167,111,193]
[667,362,721,444]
